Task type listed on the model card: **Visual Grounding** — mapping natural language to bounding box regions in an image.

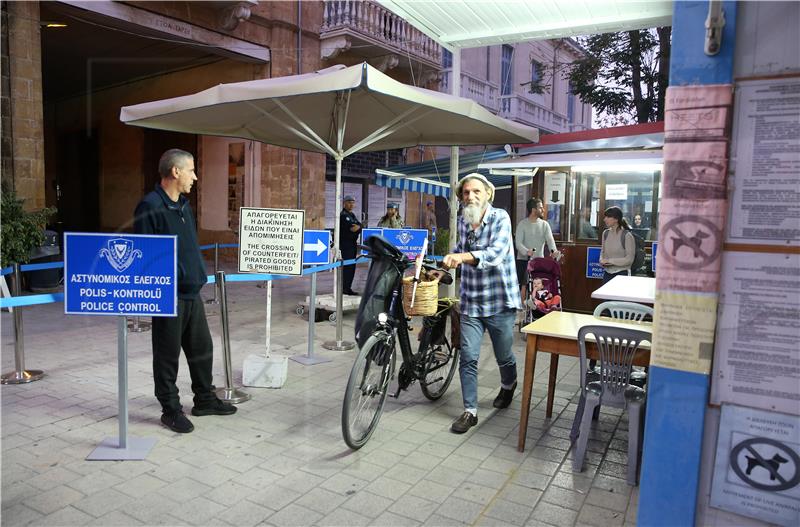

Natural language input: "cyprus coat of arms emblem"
[99,238,142,272]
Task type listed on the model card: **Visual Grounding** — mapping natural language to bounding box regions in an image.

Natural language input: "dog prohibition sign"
[660,215,722,270]
[730,437,800,492]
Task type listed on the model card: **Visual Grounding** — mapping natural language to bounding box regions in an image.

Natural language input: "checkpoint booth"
[375,123,664,314]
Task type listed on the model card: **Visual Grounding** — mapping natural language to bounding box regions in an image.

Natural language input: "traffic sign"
[361,228,383,255]
[652,241,658,272]
[239,207,305,275]
[381,228,429,258]
[586,246,603,279]
[64,233,177,316]
[303,230,330,265]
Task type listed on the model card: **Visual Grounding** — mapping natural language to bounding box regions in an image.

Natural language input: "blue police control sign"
[651,241,658,273]
[64,233,177,317]
[362,228,428,258]
[361,228,383,255]
[586,246,604,279]
[303,230,330,265]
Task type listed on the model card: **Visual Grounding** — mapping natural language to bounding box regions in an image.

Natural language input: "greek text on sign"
[64,233,177,316]
[239,207,304,275]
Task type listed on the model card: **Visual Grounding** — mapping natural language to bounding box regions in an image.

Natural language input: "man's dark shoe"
[191,398,237,416]
[344,290,359,296]
[450,412,478,434]
[493,381,517,409]
[161,412,194,433]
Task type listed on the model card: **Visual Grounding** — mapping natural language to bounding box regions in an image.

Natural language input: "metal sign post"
[64,233,176,461]
[291,271,331,365]
[323,263,353,351]
[1,263,44,384]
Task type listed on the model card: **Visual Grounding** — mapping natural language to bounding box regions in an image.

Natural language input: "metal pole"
[206,243,219,304]
[1,263,44,384]
[265,280,272,358]
[214,270,251,404]
[292,271,330,365]
[323,155,354,351]
[117,316,128,449]
[448,48,461,299]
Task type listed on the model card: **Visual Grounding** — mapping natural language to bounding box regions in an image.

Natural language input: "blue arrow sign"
[64,232,177,316]
[586,246,603,279]
[303,230,330,265]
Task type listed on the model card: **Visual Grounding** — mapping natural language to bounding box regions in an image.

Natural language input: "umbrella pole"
[323,154,354,351]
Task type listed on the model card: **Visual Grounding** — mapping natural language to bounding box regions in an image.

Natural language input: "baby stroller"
[522,257,562,328]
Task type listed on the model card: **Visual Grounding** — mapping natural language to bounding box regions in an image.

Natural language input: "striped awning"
[374,148,514,198]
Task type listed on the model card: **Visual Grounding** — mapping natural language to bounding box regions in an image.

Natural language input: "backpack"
[603,228,646,275]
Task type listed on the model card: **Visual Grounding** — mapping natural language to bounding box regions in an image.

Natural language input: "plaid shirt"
[455,205,522,317]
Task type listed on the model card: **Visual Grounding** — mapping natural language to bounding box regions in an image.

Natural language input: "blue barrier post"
[1,264,44,384]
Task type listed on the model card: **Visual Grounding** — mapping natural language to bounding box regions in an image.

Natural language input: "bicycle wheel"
[419,314,460,401]
[341,332,395,450]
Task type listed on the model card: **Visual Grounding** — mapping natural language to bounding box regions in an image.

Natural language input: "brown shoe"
[450,412,478,434]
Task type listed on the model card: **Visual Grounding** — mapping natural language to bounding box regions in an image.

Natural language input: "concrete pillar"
[4,1,45,210]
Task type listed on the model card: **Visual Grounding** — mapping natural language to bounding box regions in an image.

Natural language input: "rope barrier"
[0,258,371,309]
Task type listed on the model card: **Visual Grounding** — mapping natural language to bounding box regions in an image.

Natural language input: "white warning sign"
[710,404,800,526]
[238,207,304,275]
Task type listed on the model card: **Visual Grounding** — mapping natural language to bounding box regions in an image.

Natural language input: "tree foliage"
[1,185,57,267]
[524,28,671,126]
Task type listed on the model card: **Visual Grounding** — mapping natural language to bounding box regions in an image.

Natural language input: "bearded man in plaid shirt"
[443,173,522,434]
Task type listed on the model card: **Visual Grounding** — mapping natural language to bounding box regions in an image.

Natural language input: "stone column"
[5,1,45,210]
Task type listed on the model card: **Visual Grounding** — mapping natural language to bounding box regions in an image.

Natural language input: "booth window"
[575,167,661,242]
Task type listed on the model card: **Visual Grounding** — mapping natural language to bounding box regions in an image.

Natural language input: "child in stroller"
[522,257,562,327]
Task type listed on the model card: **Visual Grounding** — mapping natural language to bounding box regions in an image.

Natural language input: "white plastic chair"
[593,301,653,321]
[571,325,652,485]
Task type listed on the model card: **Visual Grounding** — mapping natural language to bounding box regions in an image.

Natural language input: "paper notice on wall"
[710,405,800,527]
[727,76,800,246]
[711,252,800,415]
[605,184,628,200]
[650,291,718,374]
[656,198,726,293]
[545,172,566,204]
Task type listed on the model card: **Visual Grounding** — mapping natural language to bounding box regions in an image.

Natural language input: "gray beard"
[462,202,487,225]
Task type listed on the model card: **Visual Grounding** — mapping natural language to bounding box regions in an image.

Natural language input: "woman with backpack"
[599,206,636,284]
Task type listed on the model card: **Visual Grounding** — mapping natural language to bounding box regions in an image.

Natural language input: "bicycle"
[341,235,460,450]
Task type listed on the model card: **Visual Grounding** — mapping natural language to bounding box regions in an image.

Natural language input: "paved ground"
[2,263,639,526]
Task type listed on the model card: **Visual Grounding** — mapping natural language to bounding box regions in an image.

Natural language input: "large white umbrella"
[120,62,538,348]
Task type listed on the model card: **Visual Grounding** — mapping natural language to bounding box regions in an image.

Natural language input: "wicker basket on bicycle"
[402,275,439,316]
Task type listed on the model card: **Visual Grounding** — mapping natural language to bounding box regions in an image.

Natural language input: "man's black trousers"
[342,245,356,292]
[151,297,217,413]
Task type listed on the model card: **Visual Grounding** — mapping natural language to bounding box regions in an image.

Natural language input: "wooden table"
[591,275,656,304]
[518,311,651,452]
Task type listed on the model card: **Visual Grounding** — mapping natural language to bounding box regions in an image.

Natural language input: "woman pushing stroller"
[514,198,561,301]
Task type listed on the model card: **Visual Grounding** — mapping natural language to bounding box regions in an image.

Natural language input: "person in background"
[377,202,403,228]
[633,214,644,228]
[579,206,599,240]
[134,149,237,434]
[599,206,635,284]
[340,195,362,295]
[515,198,560,301]
[442,173,521,434]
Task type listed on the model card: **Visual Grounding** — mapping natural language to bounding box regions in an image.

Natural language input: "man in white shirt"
[514,198,560,301]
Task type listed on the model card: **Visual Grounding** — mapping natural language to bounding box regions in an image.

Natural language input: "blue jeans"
[459,309,518,411]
